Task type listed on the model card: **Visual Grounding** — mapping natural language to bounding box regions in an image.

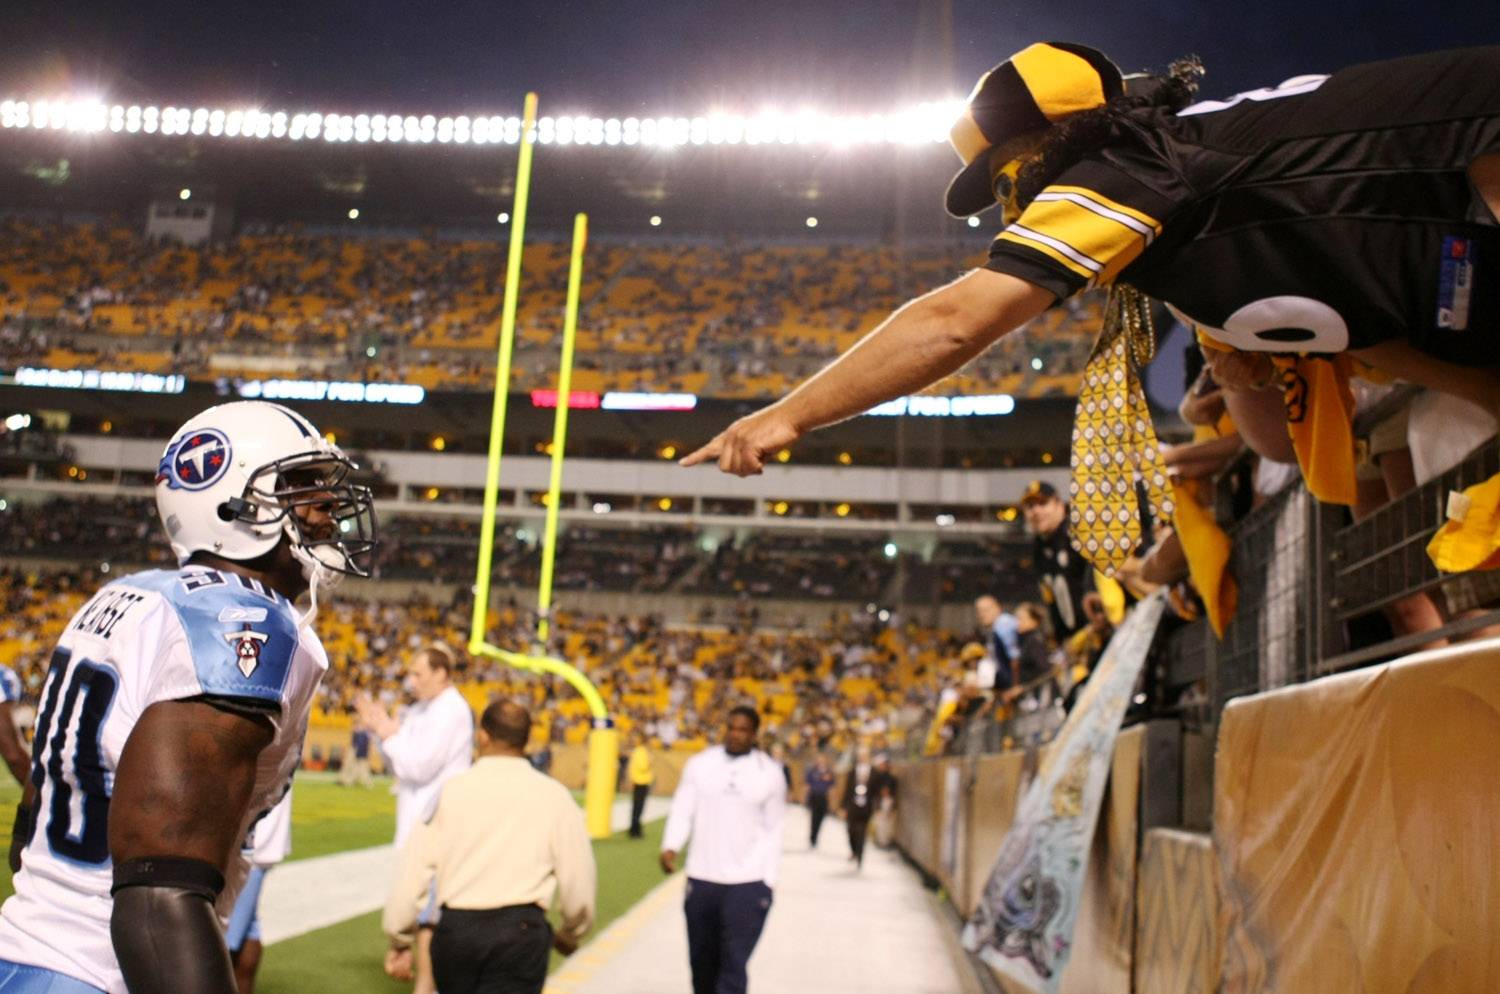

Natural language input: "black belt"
[438,903,546,920]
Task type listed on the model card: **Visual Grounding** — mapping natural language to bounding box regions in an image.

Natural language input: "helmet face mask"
[240,451,378,579]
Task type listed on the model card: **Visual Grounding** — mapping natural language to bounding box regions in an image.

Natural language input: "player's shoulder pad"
[0,664,20,704]
[157,566,302,704]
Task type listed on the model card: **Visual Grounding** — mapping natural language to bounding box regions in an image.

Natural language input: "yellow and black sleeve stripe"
[984,159,1180,299]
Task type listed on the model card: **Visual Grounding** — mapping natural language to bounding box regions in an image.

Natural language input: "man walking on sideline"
[661,707,787,994]
[804,753,835,850]
[340,718,373,788]
[357,642,475,994]
[839,746,877,870]
[627,733,655,839]
[384,700,596,994]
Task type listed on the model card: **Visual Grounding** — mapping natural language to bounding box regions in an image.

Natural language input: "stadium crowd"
[0,562,993,765]
[0,495,1016,602]
[0,217,1100,399]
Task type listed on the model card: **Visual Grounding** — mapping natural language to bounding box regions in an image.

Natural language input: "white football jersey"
[0,566,327,994]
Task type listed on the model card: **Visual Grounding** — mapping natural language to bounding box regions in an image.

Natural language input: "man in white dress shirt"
[660,706,786,994]
[356,642,474,994]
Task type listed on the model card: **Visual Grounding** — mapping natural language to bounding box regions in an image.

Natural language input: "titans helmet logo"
[157,428,232,492]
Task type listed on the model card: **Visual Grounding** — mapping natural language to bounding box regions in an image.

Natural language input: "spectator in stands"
[972,595,1018,691]
[357,643,475,994]
[384,700,595,994]
[682,45,1500,587]
[1063,593,1114,709]
[1020,482,1095,639]
[803,752,836,850]
[1003,603,1057,710]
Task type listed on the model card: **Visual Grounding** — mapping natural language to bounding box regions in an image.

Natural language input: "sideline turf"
[0,778,672,992]
[257,816,670,992]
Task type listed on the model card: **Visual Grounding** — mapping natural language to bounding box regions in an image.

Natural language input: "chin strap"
[288,544,342,633]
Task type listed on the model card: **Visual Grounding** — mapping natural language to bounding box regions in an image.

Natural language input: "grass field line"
[263,795,671,946]
[542,868,687,994]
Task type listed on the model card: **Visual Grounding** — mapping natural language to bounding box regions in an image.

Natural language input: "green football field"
[0,775,670,992]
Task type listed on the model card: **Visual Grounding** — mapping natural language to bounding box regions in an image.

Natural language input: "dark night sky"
[0,1,1494,117]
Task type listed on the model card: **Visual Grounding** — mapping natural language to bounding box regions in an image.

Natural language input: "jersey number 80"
[26,648,120,866]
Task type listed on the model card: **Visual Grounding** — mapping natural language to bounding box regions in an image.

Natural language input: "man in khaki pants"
[384,700,596,994]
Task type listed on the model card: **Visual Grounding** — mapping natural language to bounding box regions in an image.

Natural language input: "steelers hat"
[945,42,1123,218]
[1020,480,1060,506]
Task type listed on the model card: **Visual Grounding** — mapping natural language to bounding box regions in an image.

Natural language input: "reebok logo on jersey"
[1437,236,1474,331]
[218,606,269,624]
[157,428,232,492]
[225,623,270,678]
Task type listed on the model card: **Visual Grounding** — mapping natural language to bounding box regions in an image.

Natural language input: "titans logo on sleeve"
[156,428,232,491]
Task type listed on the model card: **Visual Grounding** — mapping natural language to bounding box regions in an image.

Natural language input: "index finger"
[679,438,722,467]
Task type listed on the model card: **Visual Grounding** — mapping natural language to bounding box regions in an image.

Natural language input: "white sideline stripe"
[259,843,396,945]
[262,796,672,945]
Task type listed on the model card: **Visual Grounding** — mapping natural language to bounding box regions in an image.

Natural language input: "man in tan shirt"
[383,700,596,994]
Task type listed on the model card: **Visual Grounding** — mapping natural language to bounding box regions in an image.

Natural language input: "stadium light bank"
[0,98,967,148]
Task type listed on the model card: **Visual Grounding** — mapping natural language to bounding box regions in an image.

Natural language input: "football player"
[0,664,32,787]
[0,400,376,994]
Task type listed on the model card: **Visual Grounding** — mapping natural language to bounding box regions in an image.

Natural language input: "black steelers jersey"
[1034,524,1094,638]
[984,47,1500,363]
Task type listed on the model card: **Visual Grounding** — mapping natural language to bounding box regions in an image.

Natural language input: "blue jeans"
[0,961,106,994]
[683,879,773,994]
[226,865,268,952]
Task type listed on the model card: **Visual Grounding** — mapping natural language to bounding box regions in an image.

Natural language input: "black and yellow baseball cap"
[945,42,1123,218]
[1019,480,1060,506]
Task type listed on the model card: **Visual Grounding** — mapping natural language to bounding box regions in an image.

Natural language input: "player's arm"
[659,759,698,874]
[0,700,33,872]
[682,269,1055,476]
[0,702,28,787]
[109,699,274,994]
[756,768,788,888]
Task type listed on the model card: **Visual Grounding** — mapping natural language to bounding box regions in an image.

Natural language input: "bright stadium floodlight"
[178,188,191,201]
[0,93,970,149]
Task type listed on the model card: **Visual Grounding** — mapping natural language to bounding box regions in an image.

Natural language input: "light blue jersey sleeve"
[143,568,301,712]
[0,665,20,704]
[993,614,1022,662]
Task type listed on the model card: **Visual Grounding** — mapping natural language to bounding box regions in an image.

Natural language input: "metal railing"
[1161,435,1500,721]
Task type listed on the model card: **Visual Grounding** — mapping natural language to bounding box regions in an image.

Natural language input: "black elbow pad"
[111,858,236,994]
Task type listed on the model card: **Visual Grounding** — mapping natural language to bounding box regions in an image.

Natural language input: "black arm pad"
[111,876,237,994]
[112,856,224,900]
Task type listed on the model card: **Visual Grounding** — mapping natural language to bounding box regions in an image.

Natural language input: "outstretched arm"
[681,269,1055,476]
[109,699,274,994]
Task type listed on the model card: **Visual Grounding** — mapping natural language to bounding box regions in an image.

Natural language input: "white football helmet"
[154,401,377,583]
